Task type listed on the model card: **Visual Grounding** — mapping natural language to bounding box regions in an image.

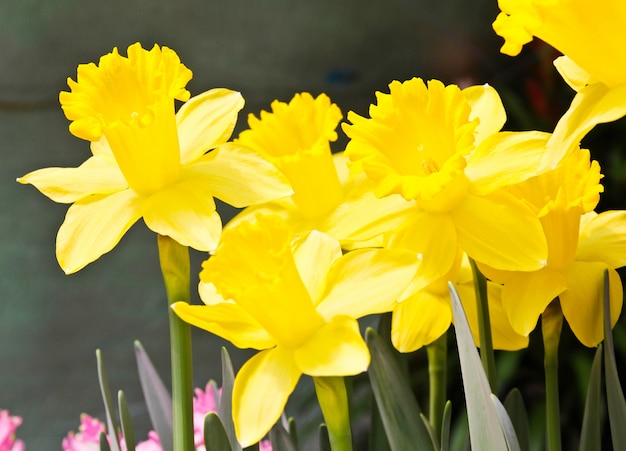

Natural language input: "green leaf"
[603,271,626,449]
[287,417,299,449]
[448,283,510,451]
[134,341,173,451]
[100,431,111,451]
[580,345,603,451]
[118,391,135,451]
[441,401,452,451]
[319,424,331,451]
[491,395,521,451]
[219,347,241,451]
[504,389,529,451]
[96,349,121,451]
[205,412,234,451]
[269,421,299,451]
[365,327,436,451]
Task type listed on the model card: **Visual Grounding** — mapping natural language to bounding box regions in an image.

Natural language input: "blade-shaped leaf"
[319,424,331,451]
[365,327,436,451]
[491,395,521,451]
[448,283,510,450]
[504,389,529,451]
[134,340,173,451]
[96,349,121,451]
[118,390,135,451]
[269,421,299,451]
[580,345,603,451]
[441,401,452,451]
[100,431,112,451]
[205,412,233,451]
[219,347,241,451]
[603,271,626,449]
[287,417,299,449]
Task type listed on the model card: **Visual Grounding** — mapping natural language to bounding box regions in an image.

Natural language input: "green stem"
[542,300,563,451]
[468,258,496,391]
[313,376,353,451]
[426,332,447,438]
[158,235,194,451]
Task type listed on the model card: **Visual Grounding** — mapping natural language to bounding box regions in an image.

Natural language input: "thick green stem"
[158,235,194,451]
[426,332,447,438]
[313,376,353,451]
[468,258,497,391]
[542,300,563,451]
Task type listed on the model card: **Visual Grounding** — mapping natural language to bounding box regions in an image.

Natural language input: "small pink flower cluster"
[63,383,272,451]
[0,410,24,451]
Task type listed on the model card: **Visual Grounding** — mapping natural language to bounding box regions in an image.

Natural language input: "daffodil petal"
[294,315,369,376]
[177,88,245,164]
[321,190,413,244]
[316,248,418,320]
[576,210,626,268]
[171,302,274,350]
[553,56,597,92]
[17,155,127,203]
[233,348,301,447]
[462,84,506,145]
[57,189,143,274]
[500,268,567,337]
[391,290,452,353]
[291,230,342,303]
[456,284,528,351]
[186,143,292,208]
[143,180,220,252]
[453,192,547,271]
[466,131,549,194]
[198,280,230,305]
[561,263,623,347]
[387,211,458,292]
[542,82,626,171]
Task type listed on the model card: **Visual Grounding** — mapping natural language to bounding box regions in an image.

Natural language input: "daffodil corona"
[173,214,418,446]
[18,43,291,273]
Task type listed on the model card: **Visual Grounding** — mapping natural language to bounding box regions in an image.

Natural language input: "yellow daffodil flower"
[172,214,418,446]
[229,92,407,245]
[493,0,626,169]
[392,252,528,353]
[479,149,626,347]
[18,43,291,274]
[338,78,549,293]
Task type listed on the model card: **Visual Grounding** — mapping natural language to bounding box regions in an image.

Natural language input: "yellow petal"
[466,131,549,194]
[391,291,452,353]
[387,211,459,292]
[452,192,547,271]
[57,189,143,274]
[142,180,221,252]
[233,348,301,447]
[577,210,626,268]
[186,143,292,208]
[17,155,127,203]
[542,82,626,170]
[293,315,369,376]
[291,230,342,304]
[561,263,623,347]
[462,84,506,146]
[177,89,245,164]
[315,248,419,320]
[553,56,597,92]
[500,268,567,337]
[171,302,274,350]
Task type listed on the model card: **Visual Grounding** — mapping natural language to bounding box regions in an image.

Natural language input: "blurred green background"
[2,1,624,449]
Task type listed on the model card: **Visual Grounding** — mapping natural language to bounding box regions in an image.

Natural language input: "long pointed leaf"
[96,349,121,451]
[491,395,521,451]
[603,271,626,449]
[134,341,173,451]
[448,283,510,451]
[580,345,603,451]
[441,401,452,451]
[269,421,299,451]
[100,431,112,451]
[219,347,241,451]
[118,391,135,451]
[318,424,331,451]
[365,328,436,451]
[504,389,529,451]
[204,412,233,451]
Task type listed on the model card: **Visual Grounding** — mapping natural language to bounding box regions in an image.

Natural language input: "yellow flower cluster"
[19,30,626,445]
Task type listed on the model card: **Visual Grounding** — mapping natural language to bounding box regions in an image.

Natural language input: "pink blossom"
[0,410,25,451]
